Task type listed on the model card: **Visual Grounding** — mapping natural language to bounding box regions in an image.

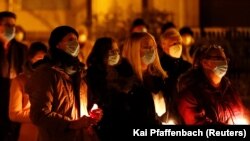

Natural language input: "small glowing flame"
[80,104,98,117]
[162,119,176,125]
[91,104,98,111]
[228,116,249,125]
[89,103,99,119]
[233,118,248,125]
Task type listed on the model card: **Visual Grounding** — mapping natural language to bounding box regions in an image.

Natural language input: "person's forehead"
[140,39,155,55]
[112,42,119,49]
[163,28,180,37]
[0,17,16,24]
[162,29,182,42]
[141,37,155,46]
[62,33,78,40]
[206,48,225,56]
[164,36,182,42]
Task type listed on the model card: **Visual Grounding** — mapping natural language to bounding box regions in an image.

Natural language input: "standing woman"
[25,26,102,141]
[9,41,48,141]
[122,32,176,125]
[86,37,139,141]
[177,44,248,125]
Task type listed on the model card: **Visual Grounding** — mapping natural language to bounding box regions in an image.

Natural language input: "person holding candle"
[25,25,103,141]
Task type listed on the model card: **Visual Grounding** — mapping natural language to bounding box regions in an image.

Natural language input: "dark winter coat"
[177,68,245,125]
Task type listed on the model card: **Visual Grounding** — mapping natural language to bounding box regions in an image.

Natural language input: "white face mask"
[108,54,120,66]
[211,60,228,78]
[141,49,155,65]
[63,40,80,57]
[4,27,15,41]
[169,44,182,58]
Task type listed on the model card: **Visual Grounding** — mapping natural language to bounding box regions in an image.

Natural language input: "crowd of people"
[0,11,249,141]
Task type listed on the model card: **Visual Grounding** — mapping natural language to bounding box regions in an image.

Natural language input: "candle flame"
[232,117,248,125]
[162,119,176,125]
[91,104,98,111]
[228,115,249,125]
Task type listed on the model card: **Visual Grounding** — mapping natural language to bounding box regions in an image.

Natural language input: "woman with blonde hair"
[122,32,177,125]
[122,32,167,81]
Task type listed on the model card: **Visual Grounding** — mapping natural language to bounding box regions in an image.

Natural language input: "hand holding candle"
[89,104,103,122]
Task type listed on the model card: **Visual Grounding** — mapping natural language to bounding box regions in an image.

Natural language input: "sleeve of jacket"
[177,90,209,125]
[9,76,31,123]
[25,68,71,131]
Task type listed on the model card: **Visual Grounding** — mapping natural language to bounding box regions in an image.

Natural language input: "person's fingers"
[91,108,103,114]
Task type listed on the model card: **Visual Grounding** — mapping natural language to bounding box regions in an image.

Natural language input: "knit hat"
[48,25,78,50]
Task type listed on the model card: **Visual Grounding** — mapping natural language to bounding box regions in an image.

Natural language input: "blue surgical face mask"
[141,49,155,65]
[4,27,15,41]
[209,60,228,78]
[63,40,80,57]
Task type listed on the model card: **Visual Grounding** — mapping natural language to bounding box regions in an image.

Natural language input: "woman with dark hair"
[86,37,138,141]
[177,44,248,125]
[25,26,102,141]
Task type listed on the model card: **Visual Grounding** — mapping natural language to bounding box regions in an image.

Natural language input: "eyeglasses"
[204,56,230,62]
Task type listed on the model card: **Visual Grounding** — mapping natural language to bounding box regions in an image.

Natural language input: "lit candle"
[90,103,99,119]
[162,118,176,125]
[229,116,249,125]
[91,103,98,111]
